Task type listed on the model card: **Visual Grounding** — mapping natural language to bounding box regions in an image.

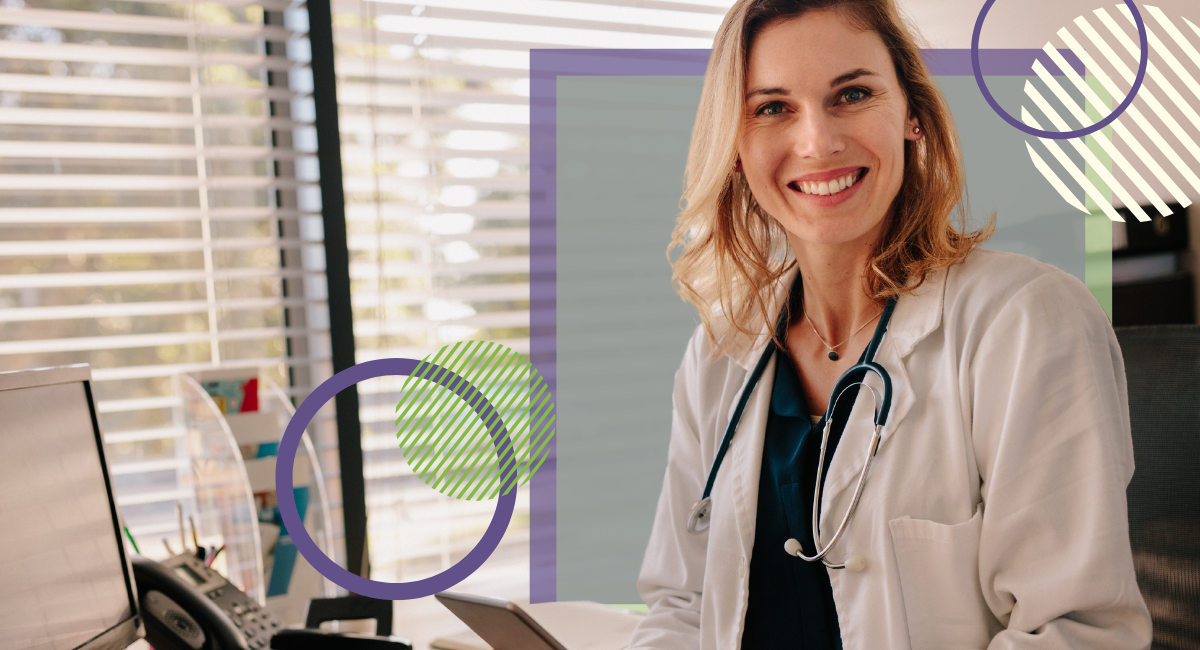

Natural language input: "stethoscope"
[685,289,896,572]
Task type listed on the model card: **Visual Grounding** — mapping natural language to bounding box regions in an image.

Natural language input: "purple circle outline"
[275,357,517,599]
[971,0,1147,139]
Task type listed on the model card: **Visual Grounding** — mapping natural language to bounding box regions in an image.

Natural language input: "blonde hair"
[669,0,993,356]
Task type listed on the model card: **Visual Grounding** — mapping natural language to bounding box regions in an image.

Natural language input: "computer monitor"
[0,364,143,650]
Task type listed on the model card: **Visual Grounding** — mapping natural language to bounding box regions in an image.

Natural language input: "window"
[0,0,344,588]
[0,0,732,623]
[331,0,729,613]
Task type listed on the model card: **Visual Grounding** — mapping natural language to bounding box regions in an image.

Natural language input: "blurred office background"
[2,0,1200,641]
[0,0,734,638]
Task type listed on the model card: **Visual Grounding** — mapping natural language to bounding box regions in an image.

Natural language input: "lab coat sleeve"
[628,328,711,650]
[969,272,1152,649]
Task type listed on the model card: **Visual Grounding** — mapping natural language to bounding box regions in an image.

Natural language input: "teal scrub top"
[740,276,868,650]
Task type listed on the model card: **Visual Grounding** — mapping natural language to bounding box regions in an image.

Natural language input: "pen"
[188,515,201,555]
[175,502,186,554]
[123,526,140,554]
[162,538,174,556]
[207,544,225,567]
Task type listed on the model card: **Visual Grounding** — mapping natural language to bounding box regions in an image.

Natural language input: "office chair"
[304,595,394,636]
[1115,325,1200,650]
[269,595,410,649]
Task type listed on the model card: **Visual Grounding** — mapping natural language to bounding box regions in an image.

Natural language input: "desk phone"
[133,553,282,650]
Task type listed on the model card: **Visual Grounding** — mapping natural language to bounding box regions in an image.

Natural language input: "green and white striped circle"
[394,341,555,501]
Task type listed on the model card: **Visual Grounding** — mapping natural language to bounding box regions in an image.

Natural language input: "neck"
[788,231,883,342]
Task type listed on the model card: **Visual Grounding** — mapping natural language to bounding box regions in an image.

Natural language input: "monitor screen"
[0,377,137,650]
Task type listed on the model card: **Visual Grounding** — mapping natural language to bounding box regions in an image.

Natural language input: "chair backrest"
[304,594,393,636]
[1114,325,1200,650]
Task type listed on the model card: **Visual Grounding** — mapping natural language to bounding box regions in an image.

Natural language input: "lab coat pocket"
[888,505,993,650]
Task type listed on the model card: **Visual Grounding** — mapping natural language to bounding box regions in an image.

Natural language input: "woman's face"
[740,10,921,249]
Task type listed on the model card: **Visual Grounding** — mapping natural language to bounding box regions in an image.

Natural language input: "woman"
[628,1,1152,649]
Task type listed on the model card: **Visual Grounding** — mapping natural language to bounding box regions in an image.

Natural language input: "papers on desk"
[430,601,645,650]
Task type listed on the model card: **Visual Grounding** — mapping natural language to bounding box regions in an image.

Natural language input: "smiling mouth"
[788,168,866,196]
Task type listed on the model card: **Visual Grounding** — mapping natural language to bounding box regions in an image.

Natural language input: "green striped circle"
[394,341,555,501]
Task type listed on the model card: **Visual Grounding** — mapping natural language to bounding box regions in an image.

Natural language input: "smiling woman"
[672,0,988,359]
[632,1,1153,650]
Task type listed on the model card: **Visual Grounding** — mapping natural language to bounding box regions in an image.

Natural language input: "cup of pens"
[153,503,227,568]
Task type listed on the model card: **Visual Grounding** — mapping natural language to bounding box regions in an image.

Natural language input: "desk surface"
[124,598,461,650]
[126,598,640,650]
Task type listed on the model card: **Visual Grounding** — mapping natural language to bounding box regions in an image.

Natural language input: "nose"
[789,109,844,160]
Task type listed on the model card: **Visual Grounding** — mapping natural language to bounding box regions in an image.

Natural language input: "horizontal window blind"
[333,0,730,604]
[0,0,346,589]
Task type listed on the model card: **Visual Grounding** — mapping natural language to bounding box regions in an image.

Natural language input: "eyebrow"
[829,68,879,87]
[743,68,881,102]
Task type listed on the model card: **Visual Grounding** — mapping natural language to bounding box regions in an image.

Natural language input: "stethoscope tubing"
[798,375,886,568]
[700,338,778,501]
[686,294,897,571]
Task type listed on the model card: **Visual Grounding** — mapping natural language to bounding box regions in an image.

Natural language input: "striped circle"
[394,341,555,500]
[1018,5,1200,222]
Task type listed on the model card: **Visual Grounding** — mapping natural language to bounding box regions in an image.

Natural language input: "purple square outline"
[527,48,1084,603]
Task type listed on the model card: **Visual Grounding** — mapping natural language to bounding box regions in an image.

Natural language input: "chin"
[784,213,885,249]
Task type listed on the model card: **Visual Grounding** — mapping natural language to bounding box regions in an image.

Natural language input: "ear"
[904,115,923,141]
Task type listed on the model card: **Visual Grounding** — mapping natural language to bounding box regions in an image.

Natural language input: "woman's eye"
[841,87,871,104]
[756,101,785,116]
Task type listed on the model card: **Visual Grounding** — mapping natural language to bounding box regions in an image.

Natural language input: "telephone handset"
[132,553,282,650]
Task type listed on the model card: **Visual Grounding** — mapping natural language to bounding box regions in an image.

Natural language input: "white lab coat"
[629,249,1152,650]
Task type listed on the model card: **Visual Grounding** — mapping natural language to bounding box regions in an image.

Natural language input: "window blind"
[332,0,729,602]
[0,0,345,581]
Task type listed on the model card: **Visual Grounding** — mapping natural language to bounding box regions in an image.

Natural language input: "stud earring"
[913,125,921,135]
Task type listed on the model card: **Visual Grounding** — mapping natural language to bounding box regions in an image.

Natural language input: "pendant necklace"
[804,307,882,361]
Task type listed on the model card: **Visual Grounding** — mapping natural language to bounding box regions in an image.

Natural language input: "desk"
[122,599,463,650]
[421,600,644,650]
[119,598,641,649]
[391,596,478,650]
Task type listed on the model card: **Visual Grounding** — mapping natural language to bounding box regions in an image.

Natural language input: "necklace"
[804,307,882,361]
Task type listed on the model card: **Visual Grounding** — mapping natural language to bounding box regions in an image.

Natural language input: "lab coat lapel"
[723,267,794,555]
[818,269,945,535]
[730,353,776,559]
[871,337,914,454]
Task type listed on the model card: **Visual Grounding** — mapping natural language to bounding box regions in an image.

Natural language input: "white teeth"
[795,169,862,196]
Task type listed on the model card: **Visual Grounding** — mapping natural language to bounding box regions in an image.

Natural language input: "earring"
[913,125,921,135]
[733,159,743,172]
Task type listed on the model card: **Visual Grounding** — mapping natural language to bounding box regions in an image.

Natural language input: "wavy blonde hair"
[670,0,993,356]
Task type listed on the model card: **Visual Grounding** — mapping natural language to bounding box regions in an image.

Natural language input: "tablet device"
[434,592,569,650]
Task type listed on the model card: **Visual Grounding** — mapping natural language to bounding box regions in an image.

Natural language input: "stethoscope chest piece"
[687,497,713,534]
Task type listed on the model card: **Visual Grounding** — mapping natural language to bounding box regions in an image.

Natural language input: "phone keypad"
[206,589,282,648]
